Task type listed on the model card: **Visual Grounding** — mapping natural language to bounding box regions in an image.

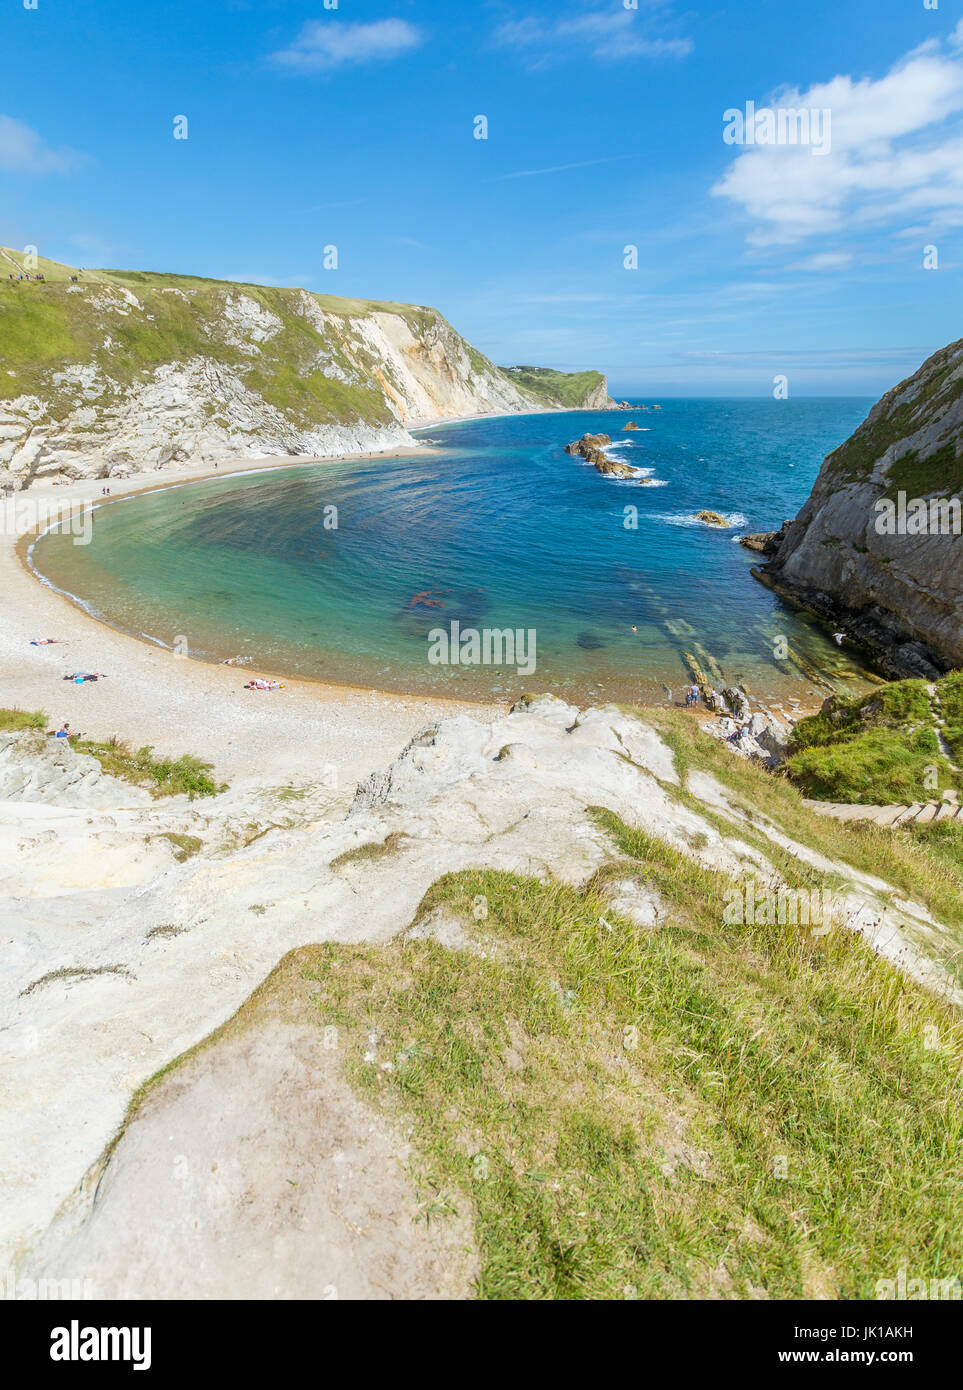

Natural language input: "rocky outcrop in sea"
[564,432,636,478]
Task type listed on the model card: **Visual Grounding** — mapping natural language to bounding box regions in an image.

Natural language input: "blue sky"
[1,0,961,395]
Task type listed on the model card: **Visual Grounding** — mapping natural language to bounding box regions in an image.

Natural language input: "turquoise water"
[34,400,879,702]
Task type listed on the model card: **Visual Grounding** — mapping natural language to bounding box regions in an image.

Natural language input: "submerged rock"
[739,520,791,554]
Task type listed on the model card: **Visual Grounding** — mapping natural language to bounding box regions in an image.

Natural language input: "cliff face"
[499,365,615,410]
[760,338,963,676]
[0,251,609,487]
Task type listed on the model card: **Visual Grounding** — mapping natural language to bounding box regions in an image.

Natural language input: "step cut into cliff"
[0,249,614,486]
[758,337,963,677]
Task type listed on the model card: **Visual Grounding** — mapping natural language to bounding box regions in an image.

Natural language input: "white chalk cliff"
[0,254,613,487]
[2,698,957,1291]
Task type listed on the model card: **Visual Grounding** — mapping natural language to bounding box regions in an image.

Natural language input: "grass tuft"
[75,736,226,800]
[0,707,47,731]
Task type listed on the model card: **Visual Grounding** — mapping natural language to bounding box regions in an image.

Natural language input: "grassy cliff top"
[501,364,609,408]
[0,246,434,319]
[0,249,606,421]
[787,673,963,803]
[823,337,963,489]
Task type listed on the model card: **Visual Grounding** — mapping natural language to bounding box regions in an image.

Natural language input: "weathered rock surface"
[739,521,791,554]
[565,432,611,456]
[758,338,963,675]
[3,694,959,1293]
[695,510,729,527]
[565,432,636,477]
[0,256,612,488]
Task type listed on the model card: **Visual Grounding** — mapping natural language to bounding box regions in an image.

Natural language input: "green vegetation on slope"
[0,707,47,731]
[0,249,608,439]
[102,705,963,1299]
[937,671,963,763]
[75,736,226,800]
[501,365,608,409]
[0,256,397,428]
[644,707,963,954]
[824,341,963,486]
[884,443,963,499]
[786,677,962,804]
[301,831,962,1299]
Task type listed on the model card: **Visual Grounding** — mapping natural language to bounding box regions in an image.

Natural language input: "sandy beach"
[1,446,504,794]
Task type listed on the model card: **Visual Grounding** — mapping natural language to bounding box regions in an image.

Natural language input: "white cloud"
[495,5,692,62]
[787,251,855,271]
[271,18,423,72]
[0,116,83,174]
[712,32,963,245]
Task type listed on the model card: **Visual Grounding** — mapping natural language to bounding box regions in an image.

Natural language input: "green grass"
[156,832,203,862]
[825,346,963,486]
[302,835,963,1299]
[937,671,963,763]
[788,726,948,804]
[641,707,963,945]
[786,679,961,804]
[787,681,931,750]
[0,707,46,731]
[884,443,962,499]
[75,736,226,800]
[0,249,601,436]
[905,820,963,878]
[329,831,408,870]
[501,365,608,409]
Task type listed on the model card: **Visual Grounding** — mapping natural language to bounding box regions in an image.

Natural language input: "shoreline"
[4,420,839,785]
[2,440,510,789]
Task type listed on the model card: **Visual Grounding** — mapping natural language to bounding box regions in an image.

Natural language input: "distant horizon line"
[598,392,876,400]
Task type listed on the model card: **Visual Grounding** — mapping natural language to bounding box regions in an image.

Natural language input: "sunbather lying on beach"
[63,672,107,683]
[30,638,59,646]
[244,678,284,691]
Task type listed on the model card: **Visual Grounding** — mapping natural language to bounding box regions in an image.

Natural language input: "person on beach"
[54,722,71,739]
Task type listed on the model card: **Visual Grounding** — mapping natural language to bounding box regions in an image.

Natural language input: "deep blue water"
[35,399,879,702]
